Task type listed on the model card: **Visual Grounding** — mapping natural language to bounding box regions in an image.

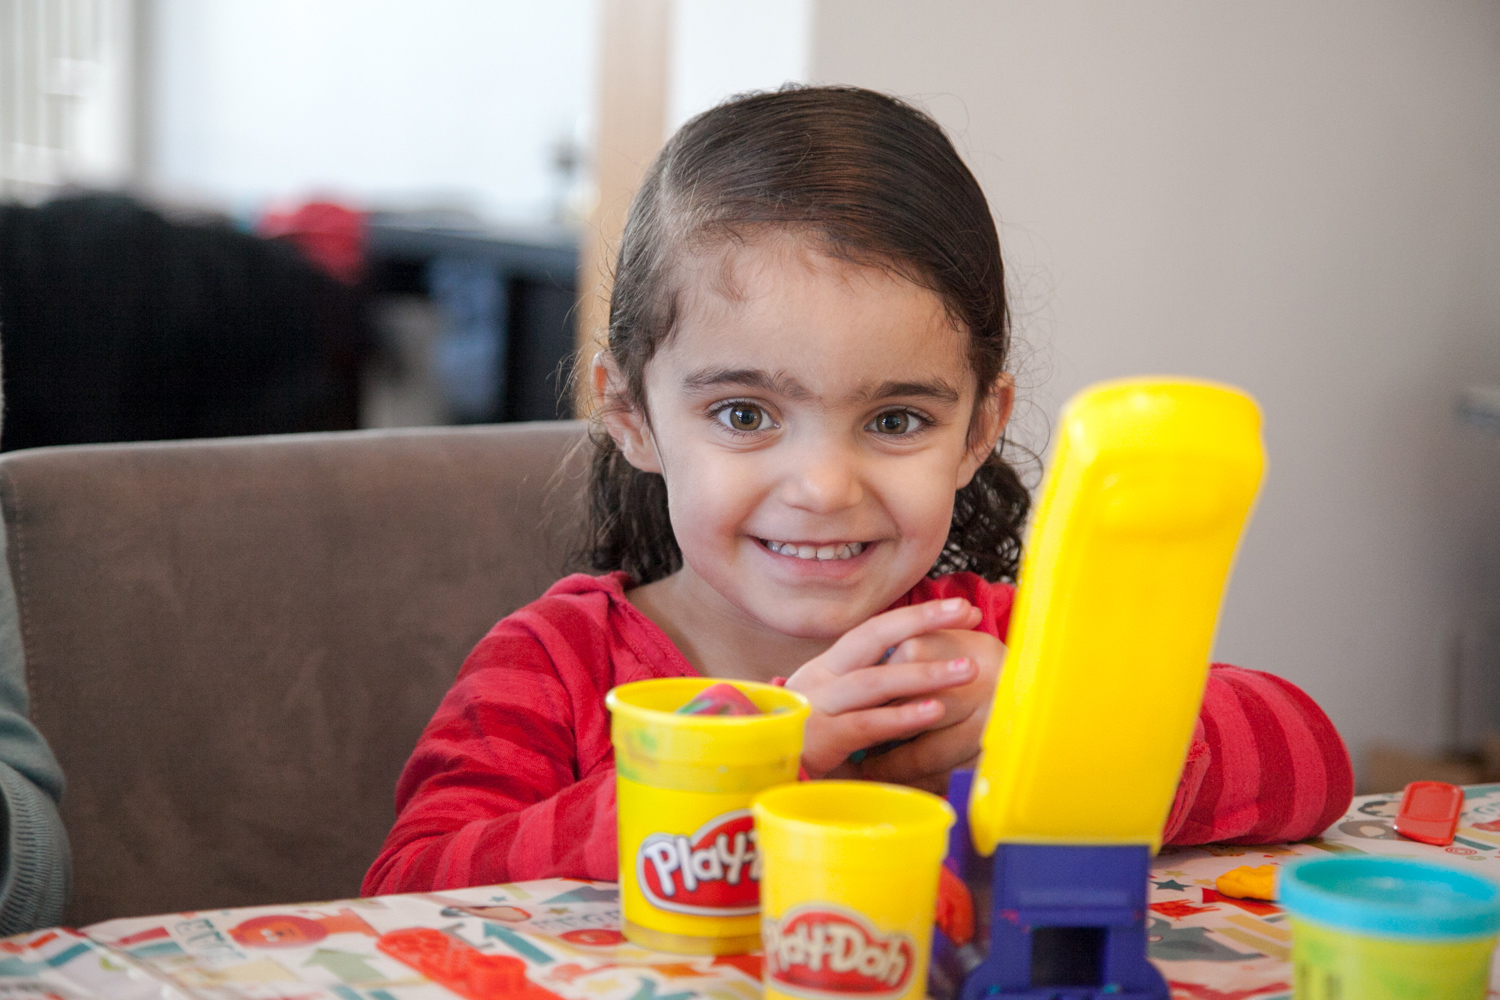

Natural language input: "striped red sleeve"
[1162,664,1353,845]
[362,626,619,896]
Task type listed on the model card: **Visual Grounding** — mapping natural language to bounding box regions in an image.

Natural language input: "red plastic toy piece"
[1394,780,1464,846]
[377,928,562,1000]
[935,865,975,946]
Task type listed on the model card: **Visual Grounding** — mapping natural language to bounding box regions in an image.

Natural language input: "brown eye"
[871,410,920,435]
[720,404,765,432]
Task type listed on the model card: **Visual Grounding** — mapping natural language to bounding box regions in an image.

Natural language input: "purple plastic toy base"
[930,769,1168,1000]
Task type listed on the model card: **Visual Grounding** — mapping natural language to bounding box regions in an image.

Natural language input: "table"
[7,788,1500,1000]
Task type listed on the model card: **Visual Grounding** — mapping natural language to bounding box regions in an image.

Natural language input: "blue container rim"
[1280,857,1500,939]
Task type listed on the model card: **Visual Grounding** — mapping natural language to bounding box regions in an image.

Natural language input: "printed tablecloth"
[8,788,1500,1000]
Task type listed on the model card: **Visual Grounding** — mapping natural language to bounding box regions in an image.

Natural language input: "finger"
[860,716,983,784]
[813,657,977,715]
[802,699,943,777]
[885,614,984,666]
[885,635,943,666]
[859,711,988,784]
[818,599,977,676]
[913,673,1000,728]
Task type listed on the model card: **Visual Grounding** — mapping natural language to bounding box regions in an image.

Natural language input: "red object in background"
[259,201,366,285]
[1394,780,1464,846]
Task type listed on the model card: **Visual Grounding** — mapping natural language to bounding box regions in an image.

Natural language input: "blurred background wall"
[2,0,1498,783]
[149,0,596,225]
[810,0,1500,775]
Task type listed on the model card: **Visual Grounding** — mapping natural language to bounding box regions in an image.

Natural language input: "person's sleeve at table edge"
[1163,663,1354,846]
[0,764,69,932]
[0,516,70,933]
[362,625,618,896]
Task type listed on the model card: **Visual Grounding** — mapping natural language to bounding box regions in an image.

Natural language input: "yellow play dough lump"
[1216,864,1277,901]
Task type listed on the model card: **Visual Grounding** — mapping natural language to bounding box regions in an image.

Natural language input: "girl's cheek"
[901,470,964,548]
[668,463,756,533]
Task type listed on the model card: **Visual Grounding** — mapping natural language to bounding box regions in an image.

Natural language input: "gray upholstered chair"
[0,421,590,925]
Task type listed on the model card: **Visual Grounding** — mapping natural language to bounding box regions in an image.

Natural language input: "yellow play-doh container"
[753,782,955,1000]
[608,677,809,955]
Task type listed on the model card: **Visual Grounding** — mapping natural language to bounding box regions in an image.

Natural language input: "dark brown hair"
[585,85,1030,585]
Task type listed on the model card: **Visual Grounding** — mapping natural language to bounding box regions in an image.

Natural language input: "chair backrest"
[0,421,590,925]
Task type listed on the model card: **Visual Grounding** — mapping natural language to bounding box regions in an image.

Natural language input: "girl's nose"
[779,441,864,513]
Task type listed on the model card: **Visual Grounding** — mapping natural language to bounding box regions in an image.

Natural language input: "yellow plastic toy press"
[968,378,1265,854]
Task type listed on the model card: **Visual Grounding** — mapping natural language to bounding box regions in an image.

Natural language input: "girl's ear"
[593,352,664,474]
[955,373,1015,489]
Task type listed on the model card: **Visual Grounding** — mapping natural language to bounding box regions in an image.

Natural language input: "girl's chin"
[745,599,880,642]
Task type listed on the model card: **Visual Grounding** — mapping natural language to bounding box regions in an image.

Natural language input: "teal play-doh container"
[1280,856,1500,999]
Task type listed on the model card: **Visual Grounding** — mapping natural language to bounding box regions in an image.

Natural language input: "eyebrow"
[859,380,963,405]
[680,367,962,406]
[681,368,815,400]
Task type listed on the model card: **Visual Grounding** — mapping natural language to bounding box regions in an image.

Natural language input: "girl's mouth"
[759,539,867,561]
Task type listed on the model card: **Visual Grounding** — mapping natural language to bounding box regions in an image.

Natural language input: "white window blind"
[1,0,136,200]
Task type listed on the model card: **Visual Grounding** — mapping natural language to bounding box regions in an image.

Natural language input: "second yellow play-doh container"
[753,781,955,1000]
[607,677,809,955]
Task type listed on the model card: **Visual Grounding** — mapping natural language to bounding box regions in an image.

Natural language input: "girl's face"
[606,237,1010,642]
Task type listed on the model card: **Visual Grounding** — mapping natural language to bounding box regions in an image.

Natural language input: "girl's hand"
[782,598,987,778]
[853,627,1006,794]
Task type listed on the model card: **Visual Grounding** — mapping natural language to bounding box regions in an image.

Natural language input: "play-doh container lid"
[1280,856,1500,939]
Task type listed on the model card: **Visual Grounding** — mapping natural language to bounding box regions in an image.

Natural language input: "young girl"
[364,87,1353,895]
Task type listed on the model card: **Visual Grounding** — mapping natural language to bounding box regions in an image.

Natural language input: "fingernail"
[940,598,965,613]
[948,657,971,674]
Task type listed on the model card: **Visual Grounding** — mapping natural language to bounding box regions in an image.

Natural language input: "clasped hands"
[781,598,1005,794]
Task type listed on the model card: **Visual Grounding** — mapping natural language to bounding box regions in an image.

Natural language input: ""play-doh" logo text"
[763,905,916,999]
[636,809,760,915]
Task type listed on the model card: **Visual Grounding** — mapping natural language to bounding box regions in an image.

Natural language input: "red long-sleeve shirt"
[364,571,1353,895]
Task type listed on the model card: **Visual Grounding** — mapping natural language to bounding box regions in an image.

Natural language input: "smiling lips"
[761,539,867,561]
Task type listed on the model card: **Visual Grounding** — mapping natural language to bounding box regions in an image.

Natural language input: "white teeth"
[765,540,865,560]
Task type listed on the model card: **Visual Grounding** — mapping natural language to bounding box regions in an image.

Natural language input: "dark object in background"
[0,193,367,451]
[427,254,506,421]
[363,215,578,423]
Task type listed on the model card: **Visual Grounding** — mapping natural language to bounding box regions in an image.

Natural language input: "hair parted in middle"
[584,84,1031,586]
